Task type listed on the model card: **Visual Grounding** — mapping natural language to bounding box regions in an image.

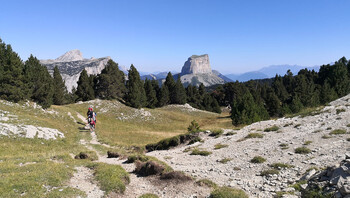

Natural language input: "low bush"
[210,129,224,137]
[336,108,346,114]
[347,138,350,141]
[89,163,130,194]
[322,135,331,139]
[126,154,149,163]
[233,167,241,171]
[134,161,164,176]
[305,167,318,173]
[138,194,159,198]
[188,120,200,133]
[279,143,289,150]
[245,133,264,139]
[347,124,350,127]
[107,151,120,158]
[196,179,217,188]
[250,156,266,163]
[295,147,311,154]
[329,129,347,135]
[260,169,280,176]
[214,143,228,150]
[209,187,248,198]
[160,171,192,181]
[225,132,237,136]
[188,136,202,145]
[290,180,307,191]
[190,149,212,156]
[264,125,279,132]
[146,132,201,151]
[303,141,312,145]
[74,151,98,161]
[218,158,232,164]
[294,124,302,128]
[283,123,293,127]
[270,163,294,169]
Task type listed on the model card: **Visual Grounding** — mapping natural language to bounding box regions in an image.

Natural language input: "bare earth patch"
[69,166,104,198]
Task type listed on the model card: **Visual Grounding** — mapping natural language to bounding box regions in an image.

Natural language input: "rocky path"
[69,166,104,198]
[148,95,350,197]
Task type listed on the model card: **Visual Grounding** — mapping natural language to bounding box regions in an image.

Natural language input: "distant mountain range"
[225,65,320,82]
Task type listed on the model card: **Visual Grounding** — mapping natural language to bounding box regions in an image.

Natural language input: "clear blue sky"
[1,0,349,74]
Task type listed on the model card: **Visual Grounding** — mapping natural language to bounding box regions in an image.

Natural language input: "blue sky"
[1,0,349,74]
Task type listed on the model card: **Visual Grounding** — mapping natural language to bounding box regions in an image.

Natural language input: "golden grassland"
[66,100,233,146]
[0,99,233,197]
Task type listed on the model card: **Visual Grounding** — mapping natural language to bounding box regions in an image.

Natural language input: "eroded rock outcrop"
[302,154,350,197]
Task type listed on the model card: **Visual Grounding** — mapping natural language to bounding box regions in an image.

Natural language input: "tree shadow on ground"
[217,116,230,119]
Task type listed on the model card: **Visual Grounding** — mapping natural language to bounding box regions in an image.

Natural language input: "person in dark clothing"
[86,106,96,132]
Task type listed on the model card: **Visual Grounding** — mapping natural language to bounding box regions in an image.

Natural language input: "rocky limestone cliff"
[179,54,226,86]
[40,50,111,92]
[181,54,212,75]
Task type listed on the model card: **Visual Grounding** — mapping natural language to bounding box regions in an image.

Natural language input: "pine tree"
[95,59,126,99]
[320,81,337,104]
[144,79,158,108]
[265,87,281,117]
[0,40,26,102]
[173,77,187,104]
[198,83,205,96]
[158,84,170,107]
[151,80,161,106]
[289,95,303,113]
[331,63,350,97]
[272,75,289,103]
[231,91,267,125]
[202,93,213,112]
[76,69,95,101]
[24,55,54,108]
[124,64,146,108]
[164,72,177,104]
[210,95,222,113]
[53,66,67,105]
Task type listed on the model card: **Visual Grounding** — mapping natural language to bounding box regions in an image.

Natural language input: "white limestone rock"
[181,54,212,75]
[56,49,83,62]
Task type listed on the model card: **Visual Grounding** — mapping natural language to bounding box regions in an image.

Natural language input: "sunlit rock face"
[181,54,212,75]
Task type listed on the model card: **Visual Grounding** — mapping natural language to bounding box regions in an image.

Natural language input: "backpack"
[93,112,97,123]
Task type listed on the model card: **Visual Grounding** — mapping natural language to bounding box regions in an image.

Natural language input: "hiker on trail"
[87,106,96,132]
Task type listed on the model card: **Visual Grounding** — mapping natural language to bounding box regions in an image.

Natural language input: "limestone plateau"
[40,50,112,92]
